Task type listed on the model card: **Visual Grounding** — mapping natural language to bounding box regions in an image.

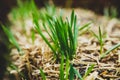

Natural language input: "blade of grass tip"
[83,64,95,79]
[39,68,46,80]
[99,26,102,44]
[79,22,91,31]
[1,25,22,54]
[90,30,99,41]
[60,53,64,80]
[100,42,120,58]
[70,10,74,27]
[73,15,78,49]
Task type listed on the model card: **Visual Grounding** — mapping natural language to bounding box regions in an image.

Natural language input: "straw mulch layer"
[8,8,120,80]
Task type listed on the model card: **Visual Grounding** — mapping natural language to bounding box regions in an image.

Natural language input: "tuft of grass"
[104,6,118,18]
[33,10,78,60]
[91,26,106,54]
[1,24,22,55]
[100,42,120,58]
[11,0,37,20]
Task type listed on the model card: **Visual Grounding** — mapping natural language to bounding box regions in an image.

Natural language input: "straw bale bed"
[8,8,120,80]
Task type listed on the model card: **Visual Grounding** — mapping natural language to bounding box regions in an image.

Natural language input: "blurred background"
[0,0,120,79]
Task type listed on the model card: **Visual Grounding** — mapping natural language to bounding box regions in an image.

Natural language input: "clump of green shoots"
[33,9,94,79]
[33,10,78,60]
[91,26,120,59]
[104,6,118,18]
[11,0,37,21]
[91,26,106,54]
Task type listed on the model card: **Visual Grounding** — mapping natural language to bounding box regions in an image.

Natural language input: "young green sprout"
[91,26,105,54]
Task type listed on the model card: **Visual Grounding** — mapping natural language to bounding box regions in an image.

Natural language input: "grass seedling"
[33,10,78,60]
[100,42,120,58]
[91,26,105,54]
[83,64,95,79]
[1,24,22,55]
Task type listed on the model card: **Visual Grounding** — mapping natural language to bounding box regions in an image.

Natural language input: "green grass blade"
[98,26,103,54]
[1,25,22,54]
[100,43,120,58]
[83,64,95,78]
[91,30,99,41]
[65,55,70,80]
[39,68,46,80]
[70,10,74,27]
[79,22,91,31]
[42,23,54,42]
[33,10,57,58]
[70,64,83,80]
[60,54,64,80]
[99,26,103,44]
[69,64,75,80]
[73,15,78,50]
[34,22,57,57]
